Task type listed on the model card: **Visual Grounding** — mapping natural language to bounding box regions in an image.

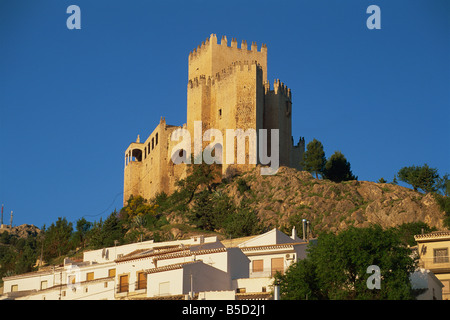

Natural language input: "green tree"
[187,190,213,230]
[128,215,147,242]
[188,190,231,231]
[223,204,265,238]
[175,160,220,205]
[433,193,450,229]
[391,222,436,247]
[120,195,158,220]
[43,217,73,260]
[274,225,417,300]
[72,217,92,249]
[323,151,357,183]
[15,239,38,274]
[88,211,125,249]
[0,245,17,280]
[302,139,326,179]
[397,164,440,193]
[436,173,450,197]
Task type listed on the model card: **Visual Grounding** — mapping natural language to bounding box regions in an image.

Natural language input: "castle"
[123,34,305,204]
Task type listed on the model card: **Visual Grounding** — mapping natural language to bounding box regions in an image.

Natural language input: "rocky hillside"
[0,224,40,238]
[218,166,446,235]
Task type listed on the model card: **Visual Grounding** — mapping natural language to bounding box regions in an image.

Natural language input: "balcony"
[115,281,147,299]
[419,256,450,273]
[443,292,450,301]
[135,280,147,291]
[249,268,284,278]
[116,284,129,294]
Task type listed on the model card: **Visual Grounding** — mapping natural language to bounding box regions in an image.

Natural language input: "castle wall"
[290,138,305,171]
[123,119,186,205]
[263,80,293,167]
[187,61,264,175]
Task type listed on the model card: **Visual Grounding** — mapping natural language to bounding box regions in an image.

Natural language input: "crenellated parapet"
[188,34,268,82]
[188,34,267,60]
[188,60,263,89]
[264,79,291,100]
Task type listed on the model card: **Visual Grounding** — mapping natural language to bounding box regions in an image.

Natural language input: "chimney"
[273,285,280,300]
[291,226,296,240]
[306,220,310,240]
[302,219,307,240]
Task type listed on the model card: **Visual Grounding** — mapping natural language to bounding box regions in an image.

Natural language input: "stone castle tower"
[123,34,305,204]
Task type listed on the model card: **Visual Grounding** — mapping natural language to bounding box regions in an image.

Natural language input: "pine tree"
[397,164,439,193]
[302,139,326,179]
[323,151,357,183]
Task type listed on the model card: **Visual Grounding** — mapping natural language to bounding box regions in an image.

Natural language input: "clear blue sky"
[0,0,449,228]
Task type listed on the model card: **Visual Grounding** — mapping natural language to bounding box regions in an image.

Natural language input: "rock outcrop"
[219,166,446,235]
[0,224,40,238]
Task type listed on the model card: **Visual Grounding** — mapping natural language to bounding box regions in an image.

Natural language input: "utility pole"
[59,270,62,300]
[190,273,193,300]
[1,204,4,225]
[10,210,13,228]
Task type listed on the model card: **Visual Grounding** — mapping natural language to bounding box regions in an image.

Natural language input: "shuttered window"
[252,260,264,273]
[119,275,129,293]
[108,269,116,277]
[137,272,147,290]
[86,272,94,281]
[159,281,170,296]
[271,257,284,276]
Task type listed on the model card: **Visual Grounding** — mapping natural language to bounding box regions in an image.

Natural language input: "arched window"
[132,149,143,162]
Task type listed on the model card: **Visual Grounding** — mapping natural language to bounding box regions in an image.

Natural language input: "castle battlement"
[189,34,267,60]
[188,60,262,89]
[188,34,268,82]
[264,79,291,100]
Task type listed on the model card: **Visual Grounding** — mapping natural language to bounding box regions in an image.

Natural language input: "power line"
[81,164,153,219]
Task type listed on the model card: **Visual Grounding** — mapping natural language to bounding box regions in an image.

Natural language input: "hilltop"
[0,224,40,239]
[209,166,446,236]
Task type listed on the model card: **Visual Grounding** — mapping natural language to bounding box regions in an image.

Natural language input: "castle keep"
[123,34,304,204]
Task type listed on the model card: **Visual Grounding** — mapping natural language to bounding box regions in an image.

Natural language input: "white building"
[410,268,444,300]
[0,228,309,300]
